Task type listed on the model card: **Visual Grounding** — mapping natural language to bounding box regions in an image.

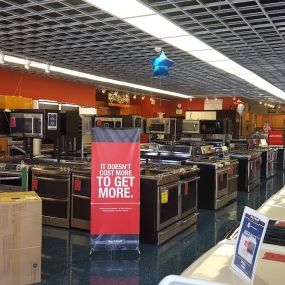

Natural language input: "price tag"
[74,179,81,192]
[161,190,168,204]
[228,166,234,175]
[32,179,38,191]
[10,116,16,128]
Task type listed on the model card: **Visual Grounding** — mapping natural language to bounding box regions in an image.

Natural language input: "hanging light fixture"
[114,90,118,95]
[233,96,236,101]
[24,59,31,69]
[141,95,145,100]
[214,96,218,101]
[259,101,262,104]
[189,98,192,102]
[133,93,137,99]
[101,88,106,94]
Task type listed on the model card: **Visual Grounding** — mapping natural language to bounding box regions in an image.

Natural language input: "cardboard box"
[0,191,42,285]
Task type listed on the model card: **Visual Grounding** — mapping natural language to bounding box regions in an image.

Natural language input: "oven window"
[72,176,91,197]
[181,180,197,214]
[33,176,69,199]
[42,199,68,218]
[72,196,90,221]
[159,185,179,224]
[0,173,21,186]
[151,123,165,132]
[218,173,227,191]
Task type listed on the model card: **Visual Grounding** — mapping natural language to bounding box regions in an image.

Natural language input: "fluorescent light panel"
[83,0,285,101]
[84,0,154,18]
[125,15,188,39]
[4,54,190,99]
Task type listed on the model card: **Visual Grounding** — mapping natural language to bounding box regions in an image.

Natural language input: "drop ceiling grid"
[0,0,283,100]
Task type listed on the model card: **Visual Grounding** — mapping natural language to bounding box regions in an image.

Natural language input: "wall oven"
[10,112,43,138]
[182,120,200,134]
[200,120,225,134]
[94,117,122,128]
[71,168,91,230]
[31,165,71,228]
[146,118,170,134]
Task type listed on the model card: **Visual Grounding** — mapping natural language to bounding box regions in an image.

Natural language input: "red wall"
[0,67,96,106]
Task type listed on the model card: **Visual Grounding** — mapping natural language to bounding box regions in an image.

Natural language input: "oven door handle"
[41,197,68,202]
[0,176,21,181]
[160,181,179,190]
[33,176,70,182]
[72,175,90,180]
[72,194,90,200]
[0,171,21,176]
[180,176,200,184]
[217,168,230,175]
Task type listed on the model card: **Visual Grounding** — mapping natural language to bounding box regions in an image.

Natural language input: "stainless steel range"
[229,150,262,192]
[0,161,30,191]
[140,164,199,245]
[31,164,71,228]
[186,145,231,210]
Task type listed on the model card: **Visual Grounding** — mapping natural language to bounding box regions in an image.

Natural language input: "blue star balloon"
[150,50,174,79]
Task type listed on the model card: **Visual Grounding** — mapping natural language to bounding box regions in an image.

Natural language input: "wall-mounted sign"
[108,92,130,106]
[204,99,223,110]
[176,109,183,115]
[268,107,276,113]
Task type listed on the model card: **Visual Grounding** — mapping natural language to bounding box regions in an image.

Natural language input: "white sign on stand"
[231,207,269,284]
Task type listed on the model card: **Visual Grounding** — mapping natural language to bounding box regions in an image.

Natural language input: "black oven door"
[158,181,179,230]
[180,176,199,218]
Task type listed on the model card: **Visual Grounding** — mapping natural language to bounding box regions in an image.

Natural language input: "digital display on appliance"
[47,113,58,130]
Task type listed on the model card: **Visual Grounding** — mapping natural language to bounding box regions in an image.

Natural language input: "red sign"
[32,179,38,191]
[74,179,81,192]
[90,128,140,252]
[262,252,285,263]
[268,129,284,146]
[10,116,16,128]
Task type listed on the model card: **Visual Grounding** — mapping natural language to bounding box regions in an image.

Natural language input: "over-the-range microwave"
[182,120,200,134]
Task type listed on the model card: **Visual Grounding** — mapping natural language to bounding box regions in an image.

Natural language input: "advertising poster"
[90,127,140,253]
[232,206,269,284]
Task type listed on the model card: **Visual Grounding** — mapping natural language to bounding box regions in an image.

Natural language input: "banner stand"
[90,127,140,255]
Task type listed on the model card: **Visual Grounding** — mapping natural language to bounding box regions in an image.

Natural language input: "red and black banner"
[90,127,140,253]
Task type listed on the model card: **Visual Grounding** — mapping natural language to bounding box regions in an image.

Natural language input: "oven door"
[71,174,91,229]
[216,168,228,198]
[157,181,179,231]
[32,174,70,199]
[179,176,199,218]
[255,157,261,180]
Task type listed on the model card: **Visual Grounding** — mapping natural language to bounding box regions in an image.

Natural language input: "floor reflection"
[41,172,284,285]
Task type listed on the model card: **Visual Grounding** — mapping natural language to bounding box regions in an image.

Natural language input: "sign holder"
[231,206,269,284]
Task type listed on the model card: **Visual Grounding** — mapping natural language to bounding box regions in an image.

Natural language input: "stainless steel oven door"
[255,157,261,180]
[179,176,199,218]
[216,168,228,198]
[157,181,179,231]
